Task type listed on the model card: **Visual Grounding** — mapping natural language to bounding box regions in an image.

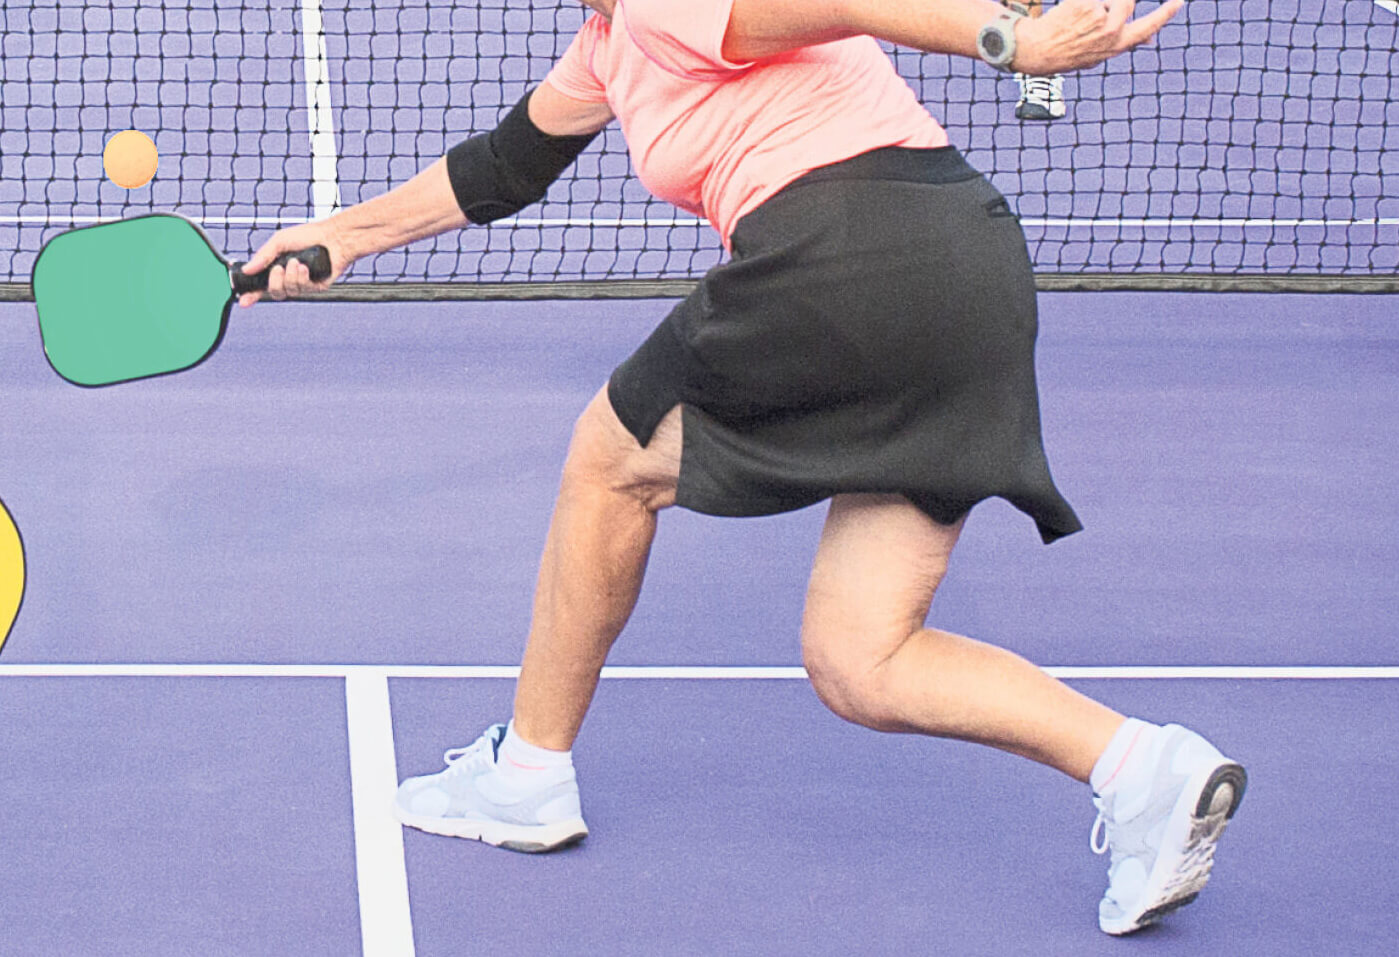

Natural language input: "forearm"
[727,0,1009,61]
[843,0,1012,59]
[239,91,602,303]
[328,156,468,261]
[327,87,603,261]
[729,0,1181,76]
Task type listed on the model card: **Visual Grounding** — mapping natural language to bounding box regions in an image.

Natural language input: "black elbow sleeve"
[446,89,601,224]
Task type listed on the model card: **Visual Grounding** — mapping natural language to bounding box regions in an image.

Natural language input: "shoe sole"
[1101,761,1248,936]
[1015,107,1065,121]
[396,810,589,854]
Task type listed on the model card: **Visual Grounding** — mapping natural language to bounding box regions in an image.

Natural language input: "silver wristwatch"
[976,10,1024,73]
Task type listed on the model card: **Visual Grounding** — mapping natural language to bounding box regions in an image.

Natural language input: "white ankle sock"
[493,720,574,792]
[1090,718,1164,799]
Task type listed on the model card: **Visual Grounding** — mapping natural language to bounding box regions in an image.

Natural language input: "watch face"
[983,32,1006,58]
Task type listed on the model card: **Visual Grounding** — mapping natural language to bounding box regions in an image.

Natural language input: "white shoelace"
[1090,803,1111,855]
[1022,75,1062,103]
[440,727,503,778]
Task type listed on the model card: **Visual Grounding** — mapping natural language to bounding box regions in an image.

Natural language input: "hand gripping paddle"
[32,213,330,387]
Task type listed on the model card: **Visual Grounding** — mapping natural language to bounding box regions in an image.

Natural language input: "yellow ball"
[103,129,159,189]
[0,497,23,654]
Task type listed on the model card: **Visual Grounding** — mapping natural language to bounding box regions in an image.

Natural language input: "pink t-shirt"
[544,0,948,247]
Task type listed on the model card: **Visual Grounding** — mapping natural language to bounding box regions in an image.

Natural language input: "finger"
[1101,0,1136,33]
[243,242,281,275]
[1118,0,1183,48]
[238,292,261,309]
[289,259,311,293]
[267,263,285,301]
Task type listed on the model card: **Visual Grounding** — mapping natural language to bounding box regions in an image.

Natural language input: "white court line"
[510,218,708,228]
[4,659,1394,956]
[300,0,342,219]
[1,663,1397,679]
[344,670,415,957]
[516,217,1399,230]
[1024,217,1399,229]
[0,215,315,227]
[0,212,316,226]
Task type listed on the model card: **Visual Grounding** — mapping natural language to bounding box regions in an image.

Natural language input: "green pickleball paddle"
[32,213,329,387]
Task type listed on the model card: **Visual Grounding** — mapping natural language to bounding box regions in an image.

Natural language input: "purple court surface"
[1,292,1397,954]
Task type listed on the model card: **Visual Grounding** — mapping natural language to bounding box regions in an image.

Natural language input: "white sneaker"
[1091,725,1247,935]
[394,723,589,853]
[1015,73,1067,120]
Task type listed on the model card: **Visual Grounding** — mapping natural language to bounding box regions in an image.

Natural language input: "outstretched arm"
[724,0,1184,76]
[237,85,613,307]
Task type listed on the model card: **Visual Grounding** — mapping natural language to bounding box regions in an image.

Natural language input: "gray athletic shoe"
[394,723,588,853]
[1091,724,1247,935]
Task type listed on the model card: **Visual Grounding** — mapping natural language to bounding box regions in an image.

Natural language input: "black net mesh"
[3,0,1397,286]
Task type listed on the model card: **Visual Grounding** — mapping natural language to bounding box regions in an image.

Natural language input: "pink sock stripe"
[504,754,547,771]
[1098,725,1147,792]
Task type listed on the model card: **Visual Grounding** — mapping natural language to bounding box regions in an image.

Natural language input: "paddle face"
[33,214,234,387]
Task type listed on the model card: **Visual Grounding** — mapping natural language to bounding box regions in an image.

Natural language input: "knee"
[801,624,907,732]
[559,389,678,512]
[559,405,632,499]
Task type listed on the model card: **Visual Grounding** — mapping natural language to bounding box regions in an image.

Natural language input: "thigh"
[566,385,683,511]
[801,493,965,666]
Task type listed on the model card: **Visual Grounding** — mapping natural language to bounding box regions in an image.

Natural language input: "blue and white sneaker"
[394,723,588,853]
[1091,724,1247,935]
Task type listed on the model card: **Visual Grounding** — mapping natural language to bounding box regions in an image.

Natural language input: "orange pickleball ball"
[103,130,159,189]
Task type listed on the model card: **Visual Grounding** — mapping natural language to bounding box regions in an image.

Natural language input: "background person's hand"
[236,219,355,308]
[1012,0,1184,76]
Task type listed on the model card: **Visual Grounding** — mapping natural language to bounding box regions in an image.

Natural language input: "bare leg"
[510,386,682,751]
[802,493,1123,783]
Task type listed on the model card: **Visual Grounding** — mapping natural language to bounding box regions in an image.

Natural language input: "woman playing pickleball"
[242,0,1246,936]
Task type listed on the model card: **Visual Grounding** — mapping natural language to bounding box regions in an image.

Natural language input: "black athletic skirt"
[607,145,1083,544]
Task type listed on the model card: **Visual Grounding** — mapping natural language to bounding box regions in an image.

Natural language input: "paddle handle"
[229,246,332,295]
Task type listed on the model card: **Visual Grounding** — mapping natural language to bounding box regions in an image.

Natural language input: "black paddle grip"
[229,246,332,295]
